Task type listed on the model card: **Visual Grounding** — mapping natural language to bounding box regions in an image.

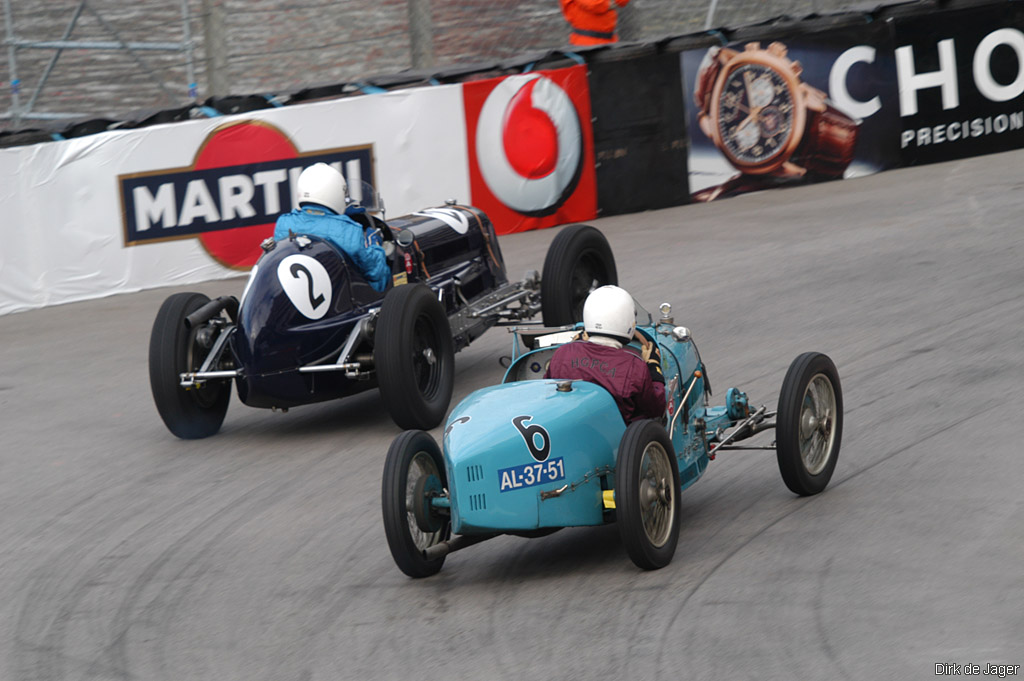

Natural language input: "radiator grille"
[469,493,487,511]
[467,465,484,483]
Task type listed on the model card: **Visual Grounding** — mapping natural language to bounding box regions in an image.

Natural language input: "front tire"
[374,284,455,430]
[148,292,231,439]
[776,352,843,496]
[382,430,450,578]
[615,420,681,570]
[540,224,617,326]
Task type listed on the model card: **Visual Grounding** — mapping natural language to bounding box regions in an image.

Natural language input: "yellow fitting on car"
[602,490,616,509]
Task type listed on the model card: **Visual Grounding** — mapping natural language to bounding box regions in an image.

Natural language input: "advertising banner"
[0,86,469,315]
[893,4,1024,165]
[120,122,375,269]
[588,51,690,216]
[680,22,899,201]
[462,65,598,235]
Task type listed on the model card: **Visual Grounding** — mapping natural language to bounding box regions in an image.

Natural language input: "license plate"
[498,457,566,493]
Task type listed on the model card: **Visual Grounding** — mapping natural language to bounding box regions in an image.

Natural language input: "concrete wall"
[1,0,880,131]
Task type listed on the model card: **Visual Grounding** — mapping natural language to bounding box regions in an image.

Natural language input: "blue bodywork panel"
[442,316,717,535]
[443,380,624,533]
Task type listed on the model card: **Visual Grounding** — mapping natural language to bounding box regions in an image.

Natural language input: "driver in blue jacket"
[545,285,666,424]
[274,163,389,292]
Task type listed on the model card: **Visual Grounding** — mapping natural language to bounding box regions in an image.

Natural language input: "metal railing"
[2,0,196,126]
[2,0,873,134]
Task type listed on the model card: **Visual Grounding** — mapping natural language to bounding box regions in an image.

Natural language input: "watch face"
[715,63,798,169]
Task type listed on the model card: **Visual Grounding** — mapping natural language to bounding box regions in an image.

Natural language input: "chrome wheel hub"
[799,374,837,475]
[638,442,675,548]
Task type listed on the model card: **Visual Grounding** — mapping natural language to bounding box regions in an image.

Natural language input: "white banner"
[0,85,469,315]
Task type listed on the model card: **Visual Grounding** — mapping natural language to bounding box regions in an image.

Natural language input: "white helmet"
[583,285,636,343]
[296,163,347,214]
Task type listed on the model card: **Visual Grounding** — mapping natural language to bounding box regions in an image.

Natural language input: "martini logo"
[464,65,597,235]
[119,121,374,269]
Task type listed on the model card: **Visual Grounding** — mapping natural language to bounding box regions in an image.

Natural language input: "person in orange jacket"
[560,0,630,46]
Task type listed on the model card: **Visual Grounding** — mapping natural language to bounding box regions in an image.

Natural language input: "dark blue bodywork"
[230,206,507,410]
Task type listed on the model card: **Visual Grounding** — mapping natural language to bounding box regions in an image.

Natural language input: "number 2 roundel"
[277,254,332,319]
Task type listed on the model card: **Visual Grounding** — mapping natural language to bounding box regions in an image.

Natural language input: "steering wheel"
[631,328,656,352]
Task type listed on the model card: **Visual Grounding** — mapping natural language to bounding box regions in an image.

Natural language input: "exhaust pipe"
[185,296,239,329]
[422,533,496,561]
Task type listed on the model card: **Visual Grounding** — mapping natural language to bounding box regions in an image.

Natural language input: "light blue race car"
[382,301,843,577]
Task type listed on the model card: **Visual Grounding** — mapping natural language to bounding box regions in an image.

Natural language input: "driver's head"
[297,163,348,214]
[583,285,636,346]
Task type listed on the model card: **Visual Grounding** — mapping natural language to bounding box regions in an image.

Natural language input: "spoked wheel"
[776,352,843,496]
[382,430,451,578]
[540,224,617,326]
[615,420,681,570]
[374,284,455,430]
[148,292,231,439]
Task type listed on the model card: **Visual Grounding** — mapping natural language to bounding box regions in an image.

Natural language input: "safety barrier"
[2,0,1020,314]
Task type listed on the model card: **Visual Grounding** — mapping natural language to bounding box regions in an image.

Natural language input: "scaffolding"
[1,0,856,135]
[2,0,197,126]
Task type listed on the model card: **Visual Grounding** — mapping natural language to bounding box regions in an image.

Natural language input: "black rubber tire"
[540,224,617,326]
[374,284,455,430]
[776,352,843,496]
[148,292,230,440]
[382,430,450,578]
[615,420,681,570]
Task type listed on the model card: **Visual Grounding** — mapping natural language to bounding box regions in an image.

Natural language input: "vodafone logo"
[464,65,597,235]
[475,74,583,215]
[119,121,374,269]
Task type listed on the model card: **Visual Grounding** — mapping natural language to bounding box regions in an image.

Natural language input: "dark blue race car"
[148,187,617,439]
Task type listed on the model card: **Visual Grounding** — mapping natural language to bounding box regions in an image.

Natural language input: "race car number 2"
[277,254,332,320]
[498,458,565,493]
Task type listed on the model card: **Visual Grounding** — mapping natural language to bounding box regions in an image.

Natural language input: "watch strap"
[694,46,736,114]
[792,102,858,178]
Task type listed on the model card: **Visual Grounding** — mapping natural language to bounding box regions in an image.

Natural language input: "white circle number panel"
[277,254,333,320]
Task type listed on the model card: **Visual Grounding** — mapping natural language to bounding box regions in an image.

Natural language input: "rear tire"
[374,284,455,430]
[540,224,617,326]
[776,352,843,496]
[382,430,450,578]
[615,420,680,570]
[148,292,231,439]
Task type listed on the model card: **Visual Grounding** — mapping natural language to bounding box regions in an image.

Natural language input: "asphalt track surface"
[3,150,1023,681]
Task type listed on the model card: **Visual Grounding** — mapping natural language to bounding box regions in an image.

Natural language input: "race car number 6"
[277,254,333,320]
[512,415,550,462]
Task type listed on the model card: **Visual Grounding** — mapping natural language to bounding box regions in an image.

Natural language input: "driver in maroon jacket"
[544,285,666,424]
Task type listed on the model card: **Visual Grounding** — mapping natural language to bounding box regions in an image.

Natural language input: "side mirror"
[396,229,415,248]
[672,326,691,343]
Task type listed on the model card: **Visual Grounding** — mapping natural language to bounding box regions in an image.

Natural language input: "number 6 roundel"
[277,254,332,320]
[512,415,551,462]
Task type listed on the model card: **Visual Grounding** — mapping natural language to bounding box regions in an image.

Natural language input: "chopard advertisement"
[680,23,900,201]
[893,4,1024,166]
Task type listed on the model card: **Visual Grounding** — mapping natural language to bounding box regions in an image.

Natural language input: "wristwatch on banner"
[693,41,858,193]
